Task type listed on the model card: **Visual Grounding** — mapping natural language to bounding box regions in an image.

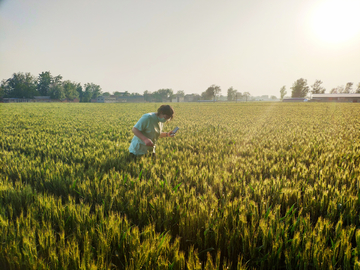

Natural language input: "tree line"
[5,72,360,103]
[0,72,102,102]
[200,84,256,101]
[280,79,360,100]
[1,71,259,102]
[143,86,256,102]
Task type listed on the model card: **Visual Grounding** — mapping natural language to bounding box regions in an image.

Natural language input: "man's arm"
[132,127,154,146]
[160,132,169,138]
[160,131,175,138]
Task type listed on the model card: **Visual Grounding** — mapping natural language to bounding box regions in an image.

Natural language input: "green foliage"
[1,102,360,269]
[83,83,102,102]
[0,72,100,101]
[154,89,173,102]
[37,71,52,96]
[0,84,4,99]
[142,89,173,102]
[176,90,185,98]
[63,80,80,100]
[311,80,326,95]
[356,83,360,94]
[291,78,309,98]
[242,92,250,101]
[75,83,83,100]
[143,90,152,102]
[113,91,124,96]
[280,85,287,100]
[227,87,238,101]
[1,72,38,98]
[344,82,353,94]
[48,75,65,100]
[202,85,221,100]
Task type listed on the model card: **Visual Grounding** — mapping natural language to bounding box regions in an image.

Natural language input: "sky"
[1,0,360,98]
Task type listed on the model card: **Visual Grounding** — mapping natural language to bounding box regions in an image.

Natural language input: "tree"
[2,72,38,98]
[330,87,338,94]
[243,92,250,101]
[310,80,325,94]
[124,91,130,96]
[143,90,152,102]
[271,95,277,100]
[49,75,65,100]
[356,83,360,93]
[176,90,185,97]
[37,71,52,96]
[0,79,9,98]
[236,92,242,101]
[185,93,200,102]
[291,78,309,98]
[49,83,65,100]
[75,83,83,100]
[130,92,141,96]
[201,91,210,100]
[63,80,79,100]
[202,84,221,101]
[227,86,237,101]
[113,91,123,96]
[0,83,4,99]
[192,94,201,102]
[280,86,287,100]
[332,85,344,94]
[152,89,173,102]
[344,82,353,93]
[50,85,65,100]
[102,92,111,96]
[82,83,102,102]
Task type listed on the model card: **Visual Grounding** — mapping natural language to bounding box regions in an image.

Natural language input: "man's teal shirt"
[129,113,163,155]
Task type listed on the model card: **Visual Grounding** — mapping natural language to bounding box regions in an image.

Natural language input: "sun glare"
[309,0,360,44]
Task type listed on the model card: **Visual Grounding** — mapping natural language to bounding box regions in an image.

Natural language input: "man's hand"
[132,127,154,146]
[144,138,154,147]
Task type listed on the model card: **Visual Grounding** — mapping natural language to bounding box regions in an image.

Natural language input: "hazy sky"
[1,0,360,97]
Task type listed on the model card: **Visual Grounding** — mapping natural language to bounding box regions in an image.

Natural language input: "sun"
[309,0,360,44]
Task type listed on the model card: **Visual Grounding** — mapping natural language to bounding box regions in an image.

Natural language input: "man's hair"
[157,105,175,120]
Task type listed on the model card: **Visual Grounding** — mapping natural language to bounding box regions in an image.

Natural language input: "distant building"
[96,95,145,103]
[184,94,194,102]
[311,94,360,102]
[97,95,117,103]
[115,95,145,103]
[34,96,51,102]
[62,98,80,103]
[158,97,170,103]
[184,94,200,102]
[3,98,30,103]
[282,97,307,102]
[172,96,184,102]
[3,96,77,103]
[4,96,52,103]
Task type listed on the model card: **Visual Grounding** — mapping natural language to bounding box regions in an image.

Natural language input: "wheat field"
[0,102,360,269]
